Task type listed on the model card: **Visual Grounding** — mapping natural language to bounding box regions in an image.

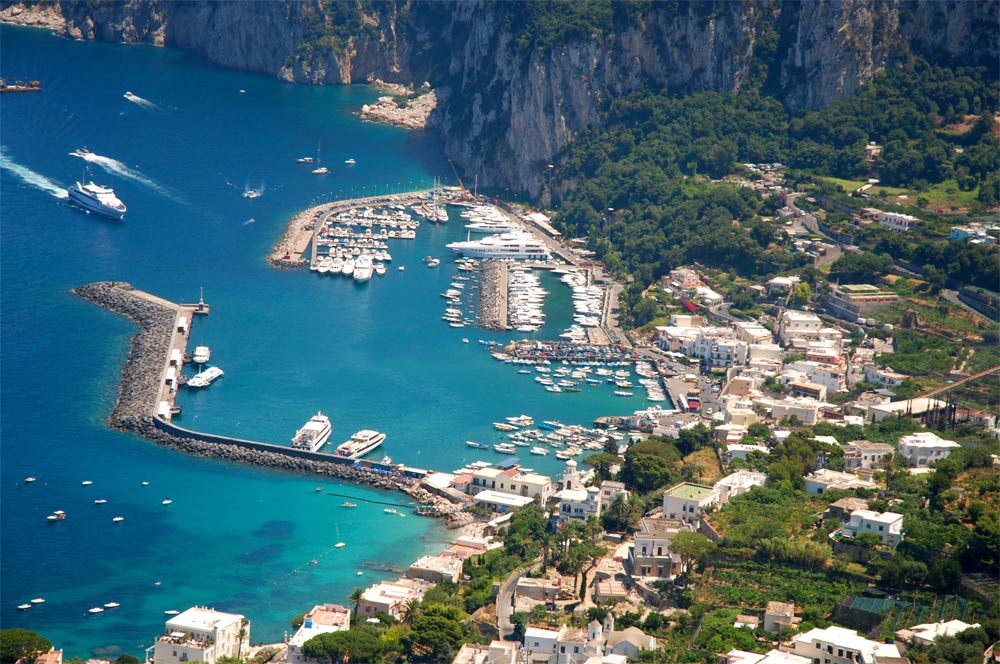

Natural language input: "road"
[496,563,540,640]
[786,192,843,267]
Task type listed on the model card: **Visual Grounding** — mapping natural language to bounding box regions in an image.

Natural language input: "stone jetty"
[72,281,470,525]
[477,259,509,330]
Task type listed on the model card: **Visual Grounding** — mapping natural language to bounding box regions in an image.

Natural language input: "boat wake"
[69,149,185,204]
[0,149,68,198]
[123,91,159,111]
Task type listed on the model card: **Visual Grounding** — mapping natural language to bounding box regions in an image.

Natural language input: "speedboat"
[88,607,104,614]
[341,501,357,508]
[103,602,120,609]
[67,181,127,219]
[296,156,315,163]
[344,158,356,165]
[162,499,173,505]
[24,477,36,483]
[384,508,398,514]
[311,166,329,175]
[112,516,125,523]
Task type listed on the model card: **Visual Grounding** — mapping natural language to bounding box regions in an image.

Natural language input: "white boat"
[334,429,386,459]
[161,499,173,505]
[24,477,36,483]
[427,258,441,268]
[17,604,31,611]
[466,440,489,449]
[192,346,211,364]
[614,390,634,397]
[67,181,127,219]
[384,508,398,514]
[94,499,107,505]
[335,542,346,548]
[88,607,104,614]
[344,158,356,165]
[164,609,180,615]
[341,258,355,276]
[112,516,125,523]
[296,156,315,163]
[186,366,223,388]
[30,598,45,604]
[530,446,549,455]
[445,231,550,260]
[81,480,93,486]
[291,412,333,452]
[374,263,387,276]
[493,443,517,454]
[312,166,329,174]
[353,254,374,282]
[103,602,120,608]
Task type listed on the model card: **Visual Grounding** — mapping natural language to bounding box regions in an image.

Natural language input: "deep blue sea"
[0,26,652,656]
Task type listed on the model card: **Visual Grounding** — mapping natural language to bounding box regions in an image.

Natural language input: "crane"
[447,159,470,199]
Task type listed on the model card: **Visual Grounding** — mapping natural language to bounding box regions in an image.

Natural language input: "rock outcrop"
[12,0,995,201]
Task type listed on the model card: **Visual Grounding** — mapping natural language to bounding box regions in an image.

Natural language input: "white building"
[629,518,690,580]
[841,440,894,470]
[873,209,920,232]
[147,606,248,664]
[662,482,719,524]
[862,364,909,388]
[895,619,981,646]
[468,466,554,501]
[720,649,810,664]
[788,360,846,394]
[726,443,770,461]
[733,321,774,345]
[804,469,877,495]
[763,601,799,635]
[714,470,768,503]
[897,432,961,467]
[524,615,656,664]
[778,311,822,347]
[841,509,904,546]
[408,554,464,584]
[452,641,520,664]
[765,396,833,426]
[780,625,902,664]
[558,486,602,521]
[357,578,432,620]
[287,604,350,664]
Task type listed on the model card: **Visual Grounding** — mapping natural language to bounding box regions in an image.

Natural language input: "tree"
[789,282,813,306]
[114,656,141,664]
[348,587,363,616]
[302,630,380,664]
[582,452,622,480]
[400,598,422,625]
[669,532,716,577]
[0,630,52,664]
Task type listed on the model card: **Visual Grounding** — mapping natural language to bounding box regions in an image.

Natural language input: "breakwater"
[478,259,509,330]
[72,281,471,524]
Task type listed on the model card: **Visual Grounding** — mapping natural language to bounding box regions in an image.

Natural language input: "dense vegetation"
[551,58,998,318]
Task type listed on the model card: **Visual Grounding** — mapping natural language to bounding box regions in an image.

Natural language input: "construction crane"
[447,159,471,199]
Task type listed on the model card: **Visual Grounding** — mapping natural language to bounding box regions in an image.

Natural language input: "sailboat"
[311,143,328,174]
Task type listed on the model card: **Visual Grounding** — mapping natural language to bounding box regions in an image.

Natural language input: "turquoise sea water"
[0,27,652,656]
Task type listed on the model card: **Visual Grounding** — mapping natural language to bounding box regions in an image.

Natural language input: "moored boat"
[186,366,223,388]
[334,430,386,459]
[291,412,333,452]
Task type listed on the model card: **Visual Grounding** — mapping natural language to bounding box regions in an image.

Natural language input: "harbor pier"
[72,281,471,522]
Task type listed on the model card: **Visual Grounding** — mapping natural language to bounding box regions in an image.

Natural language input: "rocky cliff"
[11,0,996,201]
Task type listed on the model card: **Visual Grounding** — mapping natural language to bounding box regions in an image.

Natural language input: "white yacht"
[291,412,333,452]
[465,219,521,234]
[334,430,386,459]
[446,231,550,260]
[186,366,223,388]
[67,181,127,219]
[192,346,211,364]
[341,258,355,276]
[353,254,374,282]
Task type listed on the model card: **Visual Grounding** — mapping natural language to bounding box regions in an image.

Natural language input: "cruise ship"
[186,366,223,388]
[445,231,550,260]
[334,429,386,459]
[291,412,333,452]
[67,181,127,219]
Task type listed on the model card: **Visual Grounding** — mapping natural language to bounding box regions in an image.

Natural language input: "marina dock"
[269,190,432,268]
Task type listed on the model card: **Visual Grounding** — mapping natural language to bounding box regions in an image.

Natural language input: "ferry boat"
[186,366,223,388]
[291,412,333,452]
[445,231,550,260]
[192,346,211,364]
[67,181,127,219]
[334,430,386,459]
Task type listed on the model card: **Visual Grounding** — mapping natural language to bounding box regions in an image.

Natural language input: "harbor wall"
[72,281,468,523]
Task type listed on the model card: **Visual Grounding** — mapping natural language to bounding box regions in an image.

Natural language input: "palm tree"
[348,587,363,618]
[400,598,421,625]
[608,493,629,532]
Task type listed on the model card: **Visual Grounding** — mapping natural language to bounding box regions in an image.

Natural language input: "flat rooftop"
[666,483,717,501]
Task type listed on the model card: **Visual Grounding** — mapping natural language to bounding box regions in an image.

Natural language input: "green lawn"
[817,176,980,211]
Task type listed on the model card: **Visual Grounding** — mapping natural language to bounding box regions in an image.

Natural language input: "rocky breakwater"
[72,281,470,524]
[477,259,509,331]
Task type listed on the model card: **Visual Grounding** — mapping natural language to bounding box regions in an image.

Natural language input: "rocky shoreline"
[72,281,471,526]
[0,2,65,30]
[358,80,439,130]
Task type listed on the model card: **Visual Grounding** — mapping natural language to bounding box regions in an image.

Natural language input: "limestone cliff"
[10,0,995,201]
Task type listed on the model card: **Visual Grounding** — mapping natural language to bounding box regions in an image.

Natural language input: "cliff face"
[34,0,999,200]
